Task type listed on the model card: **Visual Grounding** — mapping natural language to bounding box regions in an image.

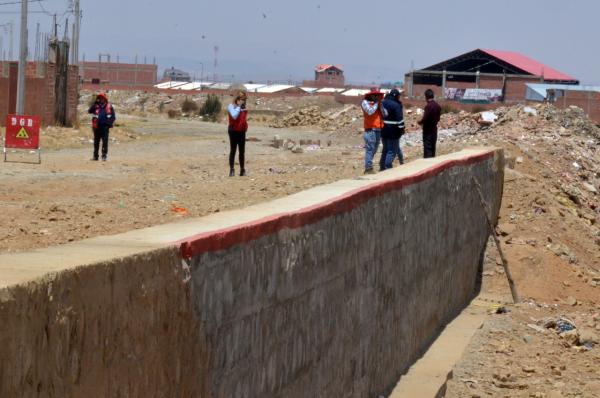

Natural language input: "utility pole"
[73,0,80,64]
[63,17,69,40]
[70,21,74,61]
[34,22,39,61]
[134,54,138,86]
[9,21,13,60]
[16,0,28,114]
[198,62,204,89]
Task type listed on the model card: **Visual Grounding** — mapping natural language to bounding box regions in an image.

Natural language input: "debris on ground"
[269,105,362,133]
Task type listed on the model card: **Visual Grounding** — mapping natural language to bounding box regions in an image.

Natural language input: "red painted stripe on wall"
[176,151,495,259]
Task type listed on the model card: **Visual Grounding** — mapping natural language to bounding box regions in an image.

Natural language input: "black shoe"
[91,157,99,161]
[240,169,246,177]
[101,156,107,161]
[229,169,235,177]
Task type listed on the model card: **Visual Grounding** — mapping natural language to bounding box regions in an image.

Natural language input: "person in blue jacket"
[379,89,405,170]
[88,92,116,161]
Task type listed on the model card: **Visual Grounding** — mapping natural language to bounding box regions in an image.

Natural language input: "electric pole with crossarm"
[16,0,28,114]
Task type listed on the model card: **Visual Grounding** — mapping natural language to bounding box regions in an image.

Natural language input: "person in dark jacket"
[417,89,441,158]
[87,92,116,161]
[227,91,248,176]
[379,89,405,171]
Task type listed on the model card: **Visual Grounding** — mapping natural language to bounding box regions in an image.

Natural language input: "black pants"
[93,125,110,159]
[423,131,437,158]
[228,129,246,170]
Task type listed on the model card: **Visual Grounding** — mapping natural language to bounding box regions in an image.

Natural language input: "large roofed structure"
[405,48,579,101]
[414,48,578,85]
[421,49,577,83]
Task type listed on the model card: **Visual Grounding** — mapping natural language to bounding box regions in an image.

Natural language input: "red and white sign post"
[4,114,41,163]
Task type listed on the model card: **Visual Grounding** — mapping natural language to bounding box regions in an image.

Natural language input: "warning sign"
[5,115,40,150]
[16,128,29,139]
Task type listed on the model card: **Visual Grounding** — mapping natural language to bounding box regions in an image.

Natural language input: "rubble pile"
[270,135,327,154]
[440,111,480,131]
[405,108,480,133]
[481,105,600,211]
[270,106,328,128]
[544,105,600,139]
[270,105,362,132]
[79,90,190,116]
[495,104,600,140]
[524,108,596,202]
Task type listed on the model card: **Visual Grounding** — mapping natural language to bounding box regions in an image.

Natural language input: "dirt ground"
[1,92,599,397]
[0,115,370,252]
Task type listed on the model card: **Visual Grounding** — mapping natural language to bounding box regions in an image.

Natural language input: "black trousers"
[93,125,110,159]
[423,131,437,158]
[228,129,246,170]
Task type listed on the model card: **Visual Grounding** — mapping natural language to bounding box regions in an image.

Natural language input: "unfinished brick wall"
[81,62,157,86]
[0,61,79,126]
[503,77,541,101]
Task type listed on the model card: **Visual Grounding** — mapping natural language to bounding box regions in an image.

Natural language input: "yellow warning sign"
[15,127,29,139]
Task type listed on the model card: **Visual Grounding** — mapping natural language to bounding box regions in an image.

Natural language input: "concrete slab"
[388,298,489,398]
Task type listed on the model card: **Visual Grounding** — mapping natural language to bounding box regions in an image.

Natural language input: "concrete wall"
[0,148,503,398]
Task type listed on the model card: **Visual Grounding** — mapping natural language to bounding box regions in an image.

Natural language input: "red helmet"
[364,88,384,98]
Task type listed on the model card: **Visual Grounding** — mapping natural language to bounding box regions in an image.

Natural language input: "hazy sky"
[3,0,599,84]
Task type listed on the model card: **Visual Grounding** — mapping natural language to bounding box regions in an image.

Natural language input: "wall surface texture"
[0,148,503,398]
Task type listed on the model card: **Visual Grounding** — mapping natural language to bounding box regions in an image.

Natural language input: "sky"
[1,0,599,85]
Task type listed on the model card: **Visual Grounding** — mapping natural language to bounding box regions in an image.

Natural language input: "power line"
[0,0,45,6]
[0,11,45,14]
[35,0,71,29]
[35,0,65,17]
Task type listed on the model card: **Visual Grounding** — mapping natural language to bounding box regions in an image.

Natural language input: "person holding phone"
[88,92,116,161]
[227,91,248,176]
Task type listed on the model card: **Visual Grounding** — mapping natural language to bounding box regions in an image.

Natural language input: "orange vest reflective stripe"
[363,105,384,130]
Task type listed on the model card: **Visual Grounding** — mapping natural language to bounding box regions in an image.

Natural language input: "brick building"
[0,61,79,126]
[405,49,578,102]
[303,64,345,88]
[80,61,157,87]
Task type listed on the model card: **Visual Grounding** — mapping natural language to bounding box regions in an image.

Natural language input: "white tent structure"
[243,83,267,92]
[316,87,345,93]
[256,84,295,93]
[154,81,188,89]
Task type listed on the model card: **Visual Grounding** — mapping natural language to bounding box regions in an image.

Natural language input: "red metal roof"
[481,49,576,82]
[315,64,343,72]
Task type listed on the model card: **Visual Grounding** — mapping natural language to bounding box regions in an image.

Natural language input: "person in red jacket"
[227,91,248,176]
[87,92,116,161]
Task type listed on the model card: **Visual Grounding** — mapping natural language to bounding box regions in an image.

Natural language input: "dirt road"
[0,115,386,252]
